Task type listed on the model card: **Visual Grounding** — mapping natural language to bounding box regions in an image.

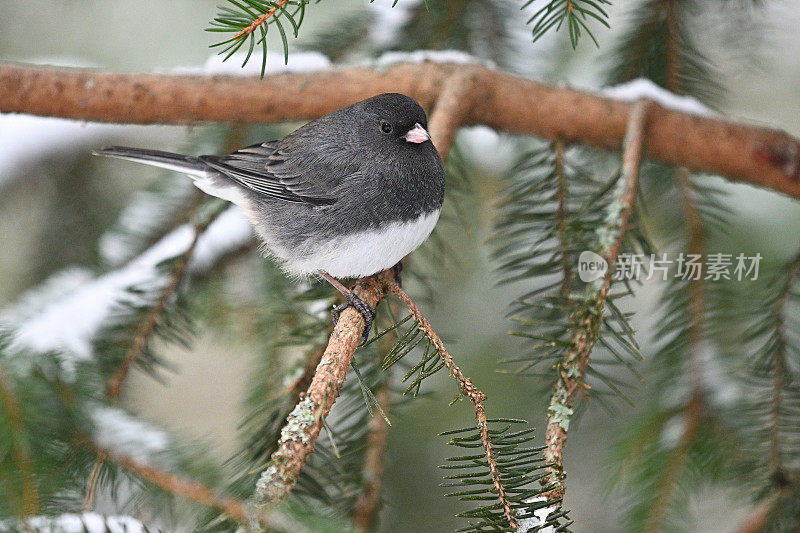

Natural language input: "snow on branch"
[0,513,148,533]
[2,62,800,199]
[2,206,253,374]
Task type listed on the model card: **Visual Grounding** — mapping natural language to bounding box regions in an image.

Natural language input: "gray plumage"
[94,93,445,280]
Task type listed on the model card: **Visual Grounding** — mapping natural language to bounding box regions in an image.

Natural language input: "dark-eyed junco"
[94,93,445,344]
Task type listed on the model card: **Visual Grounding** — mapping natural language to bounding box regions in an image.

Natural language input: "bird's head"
[358,93,432,147]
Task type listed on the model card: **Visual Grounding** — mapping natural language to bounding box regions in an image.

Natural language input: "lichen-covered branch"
[384,278,518,530]
[2,62,800,198]
[254,271,392,506]
[541,100,651,501]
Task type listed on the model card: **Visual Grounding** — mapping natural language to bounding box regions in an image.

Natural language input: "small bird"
[94,93,445,344]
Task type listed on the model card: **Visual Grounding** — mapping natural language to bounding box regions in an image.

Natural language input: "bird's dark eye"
[380,120,393,134]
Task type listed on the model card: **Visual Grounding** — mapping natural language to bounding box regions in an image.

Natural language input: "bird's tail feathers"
[92,146,211,178]
[93,146,251,206]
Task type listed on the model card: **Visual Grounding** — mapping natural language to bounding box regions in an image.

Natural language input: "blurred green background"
[3,1,800,531]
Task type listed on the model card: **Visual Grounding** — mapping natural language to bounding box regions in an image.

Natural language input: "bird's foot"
[331,293,376,346]
[392,261,403,288]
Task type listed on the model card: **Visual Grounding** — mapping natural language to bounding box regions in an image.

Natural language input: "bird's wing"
[199,141,338,206]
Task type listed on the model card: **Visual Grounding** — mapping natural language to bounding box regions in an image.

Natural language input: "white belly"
[278,210,441,278]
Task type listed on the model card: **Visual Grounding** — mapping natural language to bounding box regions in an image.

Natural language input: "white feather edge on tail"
[92,147,250,207]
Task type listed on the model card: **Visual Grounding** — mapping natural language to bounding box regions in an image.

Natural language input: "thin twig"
[734,486,794,533]
[729,252,800,533]
[106,213,218,399]
[106,239,196,399]
[232,0,291,40]
[769,252,800,483]
[254,271,392,506]
[85,210,222,510]
[3,63,800,198]
[384,278,518,530]
[0,362,39,516]
[554,139,572,300]
[81,457,104,512]
[642,168,707,533]
[353,381,390,533]
[541,100,651,501]
[84,439,250,523]
[640,22,710,528]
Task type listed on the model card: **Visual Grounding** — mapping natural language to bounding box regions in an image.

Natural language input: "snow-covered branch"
[2,62,800,198]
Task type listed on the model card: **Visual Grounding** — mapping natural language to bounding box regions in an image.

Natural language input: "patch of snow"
[99,176,196,267]
[172,51,331,76]
[699,341,741,407]
[4,206,253,373]
[189,206,254,272]
[518,496,558,533]
[373,49,495,69]
[457,126,517,176]
[306,298,330,321]
[5,225,196,371]
[1,268,93,325]
[0,513,146,533]
[91,406,169,464]
[601,78,715,117]
[659,414,685,448]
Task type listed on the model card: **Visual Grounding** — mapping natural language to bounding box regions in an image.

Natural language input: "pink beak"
[404,123,430,143]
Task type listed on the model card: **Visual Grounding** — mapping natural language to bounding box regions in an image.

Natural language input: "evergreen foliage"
[1,0,798,531]
[440,419,569,532]
[525,0,611,48]
[493,143,648,404]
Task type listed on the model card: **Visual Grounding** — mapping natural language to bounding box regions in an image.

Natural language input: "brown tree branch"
[541,100,651,501]
[254,271,392,505]
[384,278,518,530]
[641,24,711,529]
[81,456,104,512]
[643,393,703,533]
[2,62,800,198]
[427,68,480,159]
[735,492,779,533]
[734,484,796,533]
